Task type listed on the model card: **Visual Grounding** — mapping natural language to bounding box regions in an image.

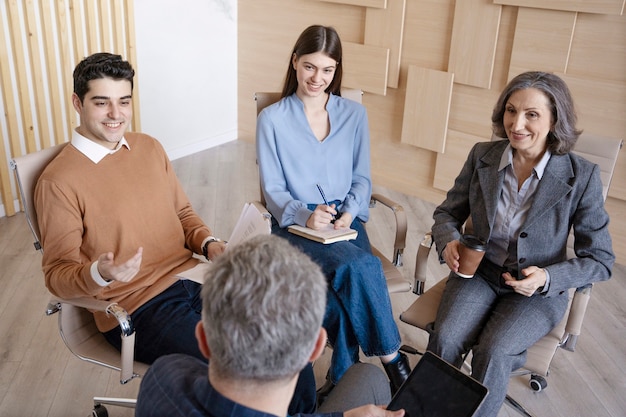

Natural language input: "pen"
[316,183,336,221]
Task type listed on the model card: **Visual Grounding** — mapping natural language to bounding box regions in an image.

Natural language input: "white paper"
[226,202,272,249]
[179,202,272,283]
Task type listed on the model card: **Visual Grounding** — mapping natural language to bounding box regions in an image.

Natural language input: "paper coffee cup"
[457,234,486,278]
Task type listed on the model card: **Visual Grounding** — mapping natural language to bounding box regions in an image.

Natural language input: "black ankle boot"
[383,352,411,394]
[316,377,335,409]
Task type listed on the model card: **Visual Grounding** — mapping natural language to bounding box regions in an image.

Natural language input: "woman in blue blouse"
[256,25,410,400]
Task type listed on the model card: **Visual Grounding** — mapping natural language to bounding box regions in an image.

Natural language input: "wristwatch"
[202,237,221,259]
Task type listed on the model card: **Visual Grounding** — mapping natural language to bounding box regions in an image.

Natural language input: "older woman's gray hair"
[492,71,582,154]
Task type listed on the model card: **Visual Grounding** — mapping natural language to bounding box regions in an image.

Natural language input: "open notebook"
[287,224,357,244]
[387,351,488,417]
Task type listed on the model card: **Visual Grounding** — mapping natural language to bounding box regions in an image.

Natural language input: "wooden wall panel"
[364,0,406,88]
[508,8,576,80]
[448,0,501,89]
[491,5,518,91]
[400,66,454,153]
[567,12,626,82]
[433,130,483,191]
[447,84,500,139]
[560,75,626,141]
[316,0,386,7]
[342,42,390,95]
[494,0,625,16]
[401,0,455,71]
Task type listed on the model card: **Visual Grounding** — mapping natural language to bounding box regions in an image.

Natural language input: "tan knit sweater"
[35,133,212,331]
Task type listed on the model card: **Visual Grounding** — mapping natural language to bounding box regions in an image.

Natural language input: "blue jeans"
[103,279,317,414]
[272,218,402,384]
[427,260,568,417]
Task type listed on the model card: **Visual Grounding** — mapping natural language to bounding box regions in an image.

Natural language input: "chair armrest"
[370,193,407,266]
[47,296,135,336]
[48,296,116,312]
[413,232,434,295]
[251,200,273,237]
[562,285,593,352]
[46,296,138,383]
[251,200,271,217]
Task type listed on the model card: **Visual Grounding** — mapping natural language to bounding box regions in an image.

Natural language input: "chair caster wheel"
[91,404,108,417]
[529,374,547,392]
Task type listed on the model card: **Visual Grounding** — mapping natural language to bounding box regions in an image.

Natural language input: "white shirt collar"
[71,130,130,163]
[498,144,551,179]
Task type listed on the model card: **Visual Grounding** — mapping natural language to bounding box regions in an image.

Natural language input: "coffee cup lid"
[460,234,486,251]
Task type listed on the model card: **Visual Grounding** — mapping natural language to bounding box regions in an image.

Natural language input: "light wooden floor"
[0,139,624,417]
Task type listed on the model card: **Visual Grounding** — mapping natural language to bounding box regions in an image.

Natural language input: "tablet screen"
[387,351,488,417]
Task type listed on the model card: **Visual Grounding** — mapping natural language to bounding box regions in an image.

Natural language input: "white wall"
[133,0,237,160]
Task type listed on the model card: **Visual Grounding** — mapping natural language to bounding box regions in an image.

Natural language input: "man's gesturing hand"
[97,247,143,283]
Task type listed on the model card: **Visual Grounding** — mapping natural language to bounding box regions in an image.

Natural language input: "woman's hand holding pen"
[306,204,338,230]
[333,211,352,229]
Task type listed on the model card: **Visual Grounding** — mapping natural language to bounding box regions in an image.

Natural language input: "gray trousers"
[427,268,568,417]
[317,363,391,412]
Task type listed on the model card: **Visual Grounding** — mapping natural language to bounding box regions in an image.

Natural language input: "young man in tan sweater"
[35,52,316,414]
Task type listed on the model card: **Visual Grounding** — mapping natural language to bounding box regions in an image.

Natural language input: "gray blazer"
[432,140,615,297]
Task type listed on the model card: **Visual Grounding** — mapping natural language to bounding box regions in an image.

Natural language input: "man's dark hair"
[73,52,135,102]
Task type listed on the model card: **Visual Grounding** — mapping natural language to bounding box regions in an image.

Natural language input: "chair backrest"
[568,134,622,255]
[570,133,622,200]
[468,133,622,236]
[255,92,281,116]
[10,142,69,250]
[491,133,622,200]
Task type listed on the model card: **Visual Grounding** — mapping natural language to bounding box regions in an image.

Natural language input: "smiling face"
[503,88,554,158]
[292,51,337,98]
[72,77,132,149]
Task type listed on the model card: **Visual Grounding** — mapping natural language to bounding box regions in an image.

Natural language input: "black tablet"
[387,351,488,417]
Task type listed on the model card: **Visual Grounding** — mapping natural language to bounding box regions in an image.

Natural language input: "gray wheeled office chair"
[400,134,623,416]
[11,143,149,417]
[254,89,412,294]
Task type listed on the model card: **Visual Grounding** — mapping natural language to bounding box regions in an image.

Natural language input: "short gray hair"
[201,234,327,381]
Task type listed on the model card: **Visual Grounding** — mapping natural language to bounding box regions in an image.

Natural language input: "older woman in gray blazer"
[428,71,615,417]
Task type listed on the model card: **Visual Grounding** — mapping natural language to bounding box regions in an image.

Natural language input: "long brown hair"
[281,25,343,98]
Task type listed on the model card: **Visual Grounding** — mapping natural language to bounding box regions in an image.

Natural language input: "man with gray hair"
[136,235,405,417]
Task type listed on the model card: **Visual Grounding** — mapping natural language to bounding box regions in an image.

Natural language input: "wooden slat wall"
[238,0,626,264]
[0,0,140,217]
